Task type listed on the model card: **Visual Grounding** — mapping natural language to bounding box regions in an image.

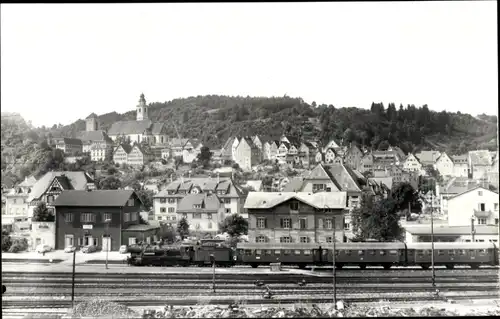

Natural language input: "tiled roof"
[448,185,498,200]
[77,130,113,143]
[451,154,468,164]
[415,151,441,164]
[53,176,74,190]
[244,192,347,210]
[107,120,154,136]
[18,176,37,188]
[369,177,393,190]
[326,164,362,192]
[52,190,138,207]
[441,177,486,195]
[56,138,83,145]
[469,150,492,166]
[115,143,132,154]
[28,171,94,202]
[281,177,305,192]
[177,194,221,212]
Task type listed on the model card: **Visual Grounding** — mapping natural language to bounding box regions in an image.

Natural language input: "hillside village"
[1,94,499,253]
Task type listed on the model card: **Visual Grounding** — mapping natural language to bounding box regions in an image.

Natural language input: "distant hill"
[1,95,498,186]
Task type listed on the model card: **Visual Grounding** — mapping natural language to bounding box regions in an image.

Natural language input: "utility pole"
[333,217,337,309]
[105,219,111,270]
[471,216,476,242]
[71,249,76,308]
[210,254,216,293]
[430,191,435,288]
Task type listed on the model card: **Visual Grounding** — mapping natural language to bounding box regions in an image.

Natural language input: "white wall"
[447,188,499,226]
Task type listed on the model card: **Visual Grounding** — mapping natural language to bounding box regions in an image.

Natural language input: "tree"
[219,214,248,239]
[177,217,190,240]
[107,166,118,175]
[390,182,421,213]
[32,202,55,222]
[174,157,183,170]
[196,146,213,168]
[135,189,154,211]
[99,176,121,190]
[159,223,177,243]
[378,140,390,151]
[351,191,404,242]
[2,230,12,252]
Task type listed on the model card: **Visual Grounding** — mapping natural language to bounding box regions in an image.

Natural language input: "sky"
[1,2,498,128]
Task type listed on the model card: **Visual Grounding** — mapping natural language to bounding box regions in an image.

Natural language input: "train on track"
[127,239,499,270]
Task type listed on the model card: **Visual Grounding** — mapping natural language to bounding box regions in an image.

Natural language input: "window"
[380,251,386,256]
[326,236,333,243]
[280,236,291,243]
[494,203,498,211]
[478,191,483,196]
[171,215,176,221]
[124,213,130,222]
[495,218,499,225]
[369,250,376,256]
[103,213,112,222]
[157,216,163,220]
[81,213,95,223]
[131,212,137,221]
[207,213,212,219]
[127,198,134,206]
[193,204,202,209]
[245,250,252,256]
[47,195,54,204]
[478,218,487,225]
[274,250,281,255]
[358,250,364,256]
[289,201,299,210]
[344,223,350,230]
[168,207,175,213]
[264,250,272,255]
[479,203,485,211]
[300,236,309,243]
[459,250,466,255]
[182,213,187,219]
[324,219,333,229]
[65,213,73,223]
[280,218,291,229]
[192,213,202,219]
[283,249,291,255]
[256,236,267,243]
[225,208,231,214]
[345,250,351,256]
[168,198,176,204]
[257,218,266,229]
[389,250,398,255]
[255,249,262,255]
[299,218,307,229]
[438,250,444,256]
[294,250,301,255]
[160,198,166,204]
[303,249,311,256]
[160,208,166,213]
[224,198,231,204]
[207,222,212,229]
[312,184,325,192]
[449,250,455,256]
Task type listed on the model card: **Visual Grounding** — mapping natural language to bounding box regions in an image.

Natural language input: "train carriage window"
[380,250,386,256]
[322,250,328,255]
[264,250,272,256]
[437,250,444,256]
[303,249,311,256]
[417,250,424,256]
[335,250,339,256]
[245,249,252,256]
[274,250,281,255]
[478,249,487,255]
[449,250,455,256]
[345,250,351,256]
[459,250,466,255]
[358,250,364,256]
[284,249,291,255]
[294,250,301,255]
[255,249,262,255]
[369,250,376,256]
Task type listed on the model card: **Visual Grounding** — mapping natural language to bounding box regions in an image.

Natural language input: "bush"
[8,238,28,253]
[2,233,12,252]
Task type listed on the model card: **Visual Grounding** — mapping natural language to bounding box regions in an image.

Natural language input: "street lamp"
[104,218,111,270]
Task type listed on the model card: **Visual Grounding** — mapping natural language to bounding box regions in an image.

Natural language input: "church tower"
[136,93,149,121]
[85,113,98,131]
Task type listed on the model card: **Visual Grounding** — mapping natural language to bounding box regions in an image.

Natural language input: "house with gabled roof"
[447,186,499,227]
[245,191,347,244]
[415,150,441,167]
[343,145,363,171]
[182,139,203,164]
[451,154,469,178]
[3,175,38,224]
[468,150,493,181]
[322,139,340,152]
[26,171,96,222]
[325,148,337,164]
[234,136,260,171]
[403,153,422,173]
[221,136,237,162]
[177,193,225,235]
[53,137,83,155]
[113,144,132,165]
[435,152,454,177]
[53,190,157,251]
[263,140,279,162]
[107,94,168,145]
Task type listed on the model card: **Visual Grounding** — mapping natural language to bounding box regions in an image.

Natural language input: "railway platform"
[1,250,129,265]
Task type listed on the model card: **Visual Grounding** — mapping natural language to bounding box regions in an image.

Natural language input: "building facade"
[245,192,347,244]
[447,186,499,227]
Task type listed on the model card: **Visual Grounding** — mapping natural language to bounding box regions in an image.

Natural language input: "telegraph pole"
[71,249,76,308]
[332,213,337,309]
[430,191,435,288]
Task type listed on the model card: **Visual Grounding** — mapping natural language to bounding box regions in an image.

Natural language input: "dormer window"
[193,204,202,209]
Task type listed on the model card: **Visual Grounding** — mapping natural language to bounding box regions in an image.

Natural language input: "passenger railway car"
[406,242,498,269]
[322,242,407,269]
[236,243,322,268]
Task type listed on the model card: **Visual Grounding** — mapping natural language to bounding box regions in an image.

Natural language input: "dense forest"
[1,96,498,186]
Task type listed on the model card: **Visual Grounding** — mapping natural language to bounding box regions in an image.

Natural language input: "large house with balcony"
[27,171,96,222]
[244,192,348,244]
[153,177,246,223]
[446,186,499,227]
[53,190,158,251]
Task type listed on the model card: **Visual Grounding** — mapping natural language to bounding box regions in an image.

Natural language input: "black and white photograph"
[1,2,499,318]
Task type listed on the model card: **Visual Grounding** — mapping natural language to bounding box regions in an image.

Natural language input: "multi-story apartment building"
[112,143,150,166]
[177,194,225,235]
[245,192,347,244]
[153,177,246,223]
[234,137,260,171]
